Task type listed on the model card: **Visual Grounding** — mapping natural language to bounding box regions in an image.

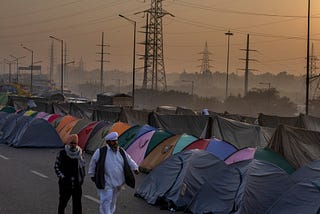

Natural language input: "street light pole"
[10,55,25,84]
[119,14,136,108]
[225,30,233,100]
[3,59,14,84]
[21,45,34,93]
[306,0,310,115]
[49,36,64,95]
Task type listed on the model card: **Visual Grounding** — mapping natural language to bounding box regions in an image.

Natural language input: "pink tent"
[126,130,156,165]
[35,112,49,119]
[224,147,256,165]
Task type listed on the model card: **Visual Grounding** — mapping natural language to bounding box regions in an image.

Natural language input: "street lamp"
[182,80,194,96]
[305,0,311,115]
[49,35,64,94]
[10,55,25,83]
[119,14,136,108]
[225,30,233,100]
[21,44,34,93]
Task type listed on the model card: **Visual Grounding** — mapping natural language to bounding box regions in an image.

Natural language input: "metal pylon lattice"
[199,41,212,75]
[141,0,173,91]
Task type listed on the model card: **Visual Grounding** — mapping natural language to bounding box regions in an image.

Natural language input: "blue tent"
[13,118,63,148]
[0,113,22,144]
[7,116,34,146]
[136,150,244,212]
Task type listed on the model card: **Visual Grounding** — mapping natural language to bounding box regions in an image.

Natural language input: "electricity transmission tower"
[199,41,213,76]
[138,0,174,91]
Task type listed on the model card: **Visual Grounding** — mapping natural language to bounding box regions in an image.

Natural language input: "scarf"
[65,145,82,160]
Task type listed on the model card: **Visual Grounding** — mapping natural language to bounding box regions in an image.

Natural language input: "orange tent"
[58,118,80,144]
[56,115,78,133]
[109,121,131,136]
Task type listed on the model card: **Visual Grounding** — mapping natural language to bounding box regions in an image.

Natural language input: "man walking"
[54,134,85,214]
[88,131,139,214]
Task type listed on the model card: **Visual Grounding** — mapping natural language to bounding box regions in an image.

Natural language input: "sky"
[1,0,320,77]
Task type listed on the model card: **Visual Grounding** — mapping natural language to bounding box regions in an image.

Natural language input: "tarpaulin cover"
[211,116,273,149]
[149,112,209,138]
[266,124,320,169]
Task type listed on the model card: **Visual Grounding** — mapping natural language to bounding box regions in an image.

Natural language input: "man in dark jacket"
[54,134,85,214]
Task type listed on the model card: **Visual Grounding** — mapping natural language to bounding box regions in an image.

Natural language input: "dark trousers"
[58,181,82,214]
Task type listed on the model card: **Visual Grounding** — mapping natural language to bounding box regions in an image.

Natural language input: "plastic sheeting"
[267,125,320,169]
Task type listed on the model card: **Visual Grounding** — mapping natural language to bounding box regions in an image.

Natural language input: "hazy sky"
[1,0,319,76]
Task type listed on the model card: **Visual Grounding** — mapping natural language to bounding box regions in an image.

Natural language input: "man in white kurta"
[88,132,139,214]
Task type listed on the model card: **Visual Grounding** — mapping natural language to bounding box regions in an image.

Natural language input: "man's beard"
[111,145,118,152]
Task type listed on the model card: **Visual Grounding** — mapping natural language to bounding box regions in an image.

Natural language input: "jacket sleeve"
[54,151,64,178]
[88,149,100,177]
[124,151,139,171]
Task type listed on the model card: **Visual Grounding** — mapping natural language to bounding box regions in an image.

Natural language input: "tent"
[225,147,256,165]
[144,129,173,157]
[109,121,131,136]
[77,121,98,149]
[70,118,93,135]
[184,137,238,160]
[122,125,157,149]
[0,113,22,144]
[43,113,61,124]
[118,125,141,148]
[6,116,34,146]
[56,115,78,133]
[12,118,64,148]
[136,150,244,212]
[188,159,252,214]
[236,148,320,213]
[139,134,197,172]
[85,121,112,154]
[58,118,80,144]
[126,130,156,165]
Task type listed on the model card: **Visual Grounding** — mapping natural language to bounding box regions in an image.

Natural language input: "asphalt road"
[0,144,170,214]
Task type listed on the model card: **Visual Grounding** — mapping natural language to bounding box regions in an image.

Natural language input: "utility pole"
[3,59,14,84]
[49,35,64,94]
[49,40,54,88]
[239,34,257,96]
[21,44,34,94]
[10,55,25,84]
[306,0,311,115]
[119,14,136,107]
[96,32,109,93]
[225,30,233,100]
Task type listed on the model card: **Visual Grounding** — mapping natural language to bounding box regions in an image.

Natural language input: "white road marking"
[30,170,48,179]
[84,195,100,203]
[0,155,9,160]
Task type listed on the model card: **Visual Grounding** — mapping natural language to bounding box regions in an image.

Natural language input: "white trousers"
[98,187,120,214]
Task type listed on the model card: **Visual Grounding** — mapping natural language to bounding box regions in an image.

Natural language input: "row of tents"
[1,103,320,213]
